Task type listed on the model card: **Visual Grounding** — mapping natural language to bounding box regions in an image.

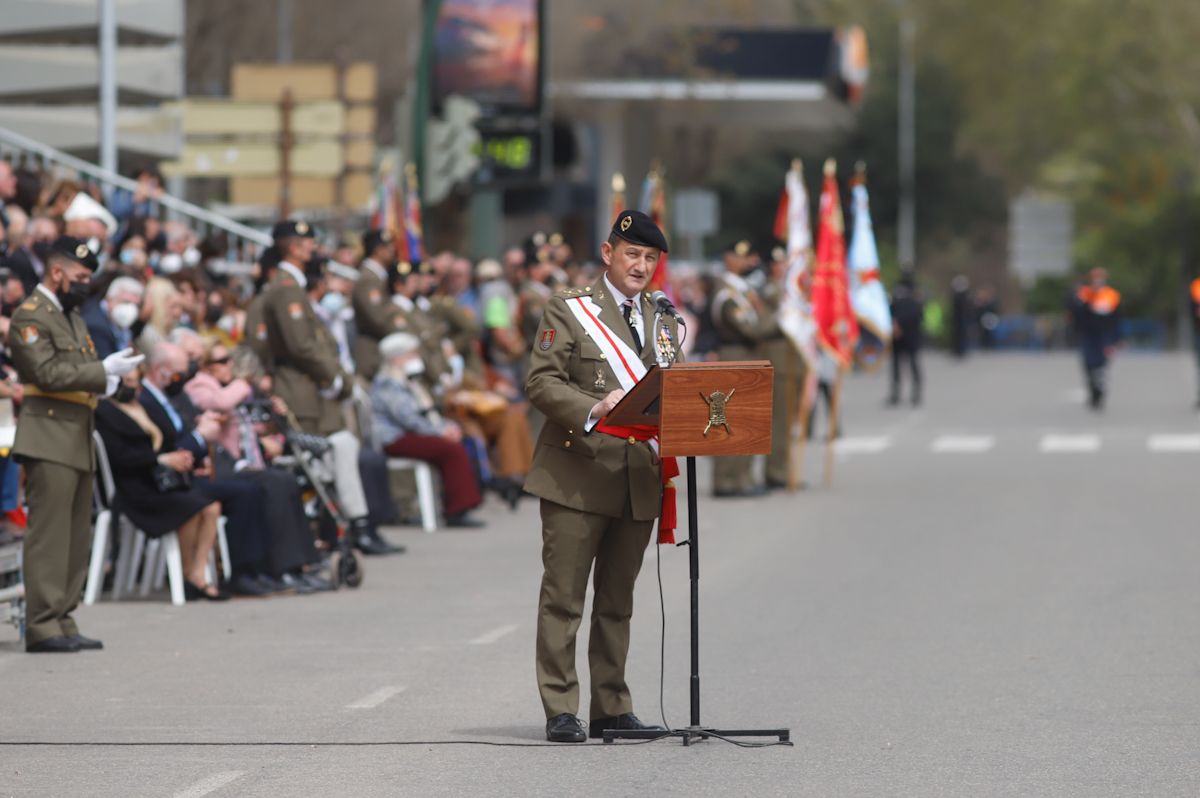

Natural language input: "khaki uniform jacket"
[714,274,778,361]
[518,280,552,347]
[395,295,450,389]
[428,295,484,382]
[9,290,108,472]
[262,268,350,435]
[524,278,680,521]
[757,278,802,376]
[243,292,271,368]
[352,261,406,382]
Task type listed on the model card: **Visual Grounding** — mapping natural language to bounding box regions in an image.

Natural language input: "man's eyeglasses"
[207,356,231,366]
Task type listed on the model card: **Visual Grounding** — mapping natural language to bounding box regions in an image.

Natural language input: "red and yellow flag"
[810,158,859,366]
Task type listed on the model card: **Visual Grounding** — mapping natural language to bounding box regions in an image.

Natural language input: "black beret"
[362,229,394,253]
[611,210,669,253]
[272,219,315,242]
[48,236,100,272]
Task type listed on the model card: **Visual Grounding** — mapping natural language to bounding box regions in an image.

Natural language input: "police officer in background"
[262,220,401,555]
[10,237,143,652]
[525,211,674,743]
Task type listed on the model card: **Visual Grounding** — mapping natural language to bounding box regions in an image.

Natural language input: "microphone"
[650,290,686,325]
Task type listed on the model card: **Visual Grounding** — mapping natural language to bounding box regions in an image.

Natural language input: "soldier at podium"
[524,210,677,743]
[711,240,778,497]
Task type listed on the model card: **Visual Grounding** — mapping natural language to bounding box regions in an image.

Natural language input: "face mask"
[148,252,160,269]
[164,375,186,398]
[113,384,137,403]
[159,253,183,274]
[182,247,202,267]
[110,301,139,330]
[204,304,224,326]
[319,292,347,315]
[32,241,52,262]
[185,360,200,382]
[58,279,91,312]
[403,358,425,377]
[216,314,236,334]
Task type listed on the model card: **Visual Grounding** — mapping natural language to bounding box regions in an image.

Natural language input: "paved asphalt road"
[2,353,1199,797]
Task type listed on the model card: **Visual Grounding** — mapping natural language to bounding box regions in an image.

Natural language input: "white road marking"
[931,435,995,453]
[1040,434,1100,453]
[172,771,245,798]
[1148,434,1200,453]
[345,685,407,709]
[469,623,519,645]
[832,435,892,455]
[1061,388,1088,404]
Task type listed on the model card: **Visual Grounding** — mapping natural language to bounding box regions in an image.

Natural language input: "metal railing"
[0,124,272,249]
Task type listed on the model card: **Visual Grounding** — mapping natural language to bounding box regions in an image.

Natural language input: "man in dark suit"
[82,276,144,359]
[140,342,280,596]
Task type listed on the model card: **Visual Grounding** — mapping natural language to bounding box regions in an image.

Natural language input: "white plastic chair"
[86,431,186,606]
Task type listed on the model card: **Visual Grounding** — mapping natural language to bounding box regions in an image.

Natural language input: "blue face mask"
[320,292,348,316]
[120,249,140,266]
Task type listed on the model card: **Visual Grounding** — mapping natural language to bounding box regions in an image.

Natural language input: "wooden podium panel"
[659,361,773,457]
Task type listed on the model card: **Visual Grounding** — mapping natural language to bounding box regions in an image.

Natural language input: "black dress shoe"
[589,712,666,740]
[26,636,80,653]
[221,575,266,599]
[67,634,104,651]
[445,513,485,528]
[355,535,401,555]
[546,713,587,743]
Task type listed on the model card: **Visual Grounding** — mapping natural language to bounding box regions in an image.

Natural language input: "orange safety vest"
[1190,277,1200,305]
[1077,285,1121,315]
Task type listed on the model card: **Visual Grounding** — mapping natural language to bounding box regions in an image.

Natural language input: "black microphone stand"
[603,458,791,746]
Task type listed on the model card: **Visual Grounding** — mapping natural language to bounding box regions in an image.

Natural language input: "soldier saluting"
[10,237,143,653]
[524,210,677,743]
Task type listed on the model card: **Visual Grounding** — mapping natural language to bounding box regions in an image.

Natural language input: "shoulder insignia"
[368,289,382,305]
[19,301,36,312]
[288,302,303,320]
[19,326,39,344]
[255,323,268,341]
[540,329,556,350]
[280,276,297,287]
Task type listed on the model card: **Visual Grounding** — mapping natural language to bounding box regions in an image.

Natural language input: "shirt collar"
[363,258,389,282]
[279,260,307,289]
[36,283,63,312]
[141,378,168,407]
[602,274,637,308]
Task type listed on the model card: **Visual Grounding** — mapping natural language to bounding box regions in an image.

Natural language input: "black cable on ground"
[656,532,671,732]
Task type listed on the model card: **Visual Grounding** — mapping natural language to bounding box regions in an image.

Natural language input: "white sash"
[566,296,646,394]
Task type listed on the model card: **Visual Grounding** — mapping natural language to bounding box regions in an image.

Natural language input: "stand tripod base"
[602,726,790,746]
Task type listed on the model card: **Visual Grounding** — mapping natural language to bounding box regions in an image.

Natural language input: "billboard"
[434,0,542,114]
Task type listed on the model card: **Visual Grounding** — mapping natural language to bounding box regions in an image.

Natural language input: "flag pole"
[823,364,846,487]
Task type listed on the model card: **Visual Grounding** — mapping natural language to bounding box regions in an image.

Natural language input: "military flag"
[402,162,425,265]
[811,158,859,366]
[638,164,671,297]
[773,160,818,369]
[847,164,892,370]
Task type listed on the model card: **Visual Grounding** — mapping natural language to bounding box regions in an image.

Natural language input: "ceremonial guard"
[761,248,805,489]
[525,210,677,742]
[353,229,406,382]
[263,221,397,554]
[1071,267,1122,411]
[10,237,143,652]
[711,240,777,497]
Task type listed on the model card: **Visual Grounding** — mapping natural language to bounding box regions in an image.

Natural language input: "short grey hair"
[105,276,145,301]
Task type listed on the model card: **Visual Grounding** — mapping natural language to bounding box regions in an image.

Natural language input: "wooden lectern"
[604,361,791,747]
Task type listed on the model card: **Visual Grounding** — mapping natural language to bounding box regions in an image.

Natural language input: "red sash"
[595,419,679,544]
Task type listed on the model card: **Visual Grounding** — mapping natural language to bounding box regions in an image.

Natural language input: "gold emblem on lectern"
[701,389,735,436]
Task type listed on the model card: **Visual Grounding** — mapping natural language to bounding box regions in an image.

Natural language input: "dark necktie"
[622,299,642,350]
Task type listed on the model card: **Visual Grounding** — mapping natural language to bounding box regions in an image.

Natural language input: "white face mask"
[216,314,236,334]
[110,301,139,330]
[158,253,183,274]
[319,292,348,315]
[403,358,425,377]
[182,246,202,267]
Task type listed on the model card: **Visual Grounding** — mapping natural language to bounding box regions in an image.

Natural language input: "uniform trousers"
[23,459,93,645]
[535,499,653,720]
[327,430,369,519]
[766,360,805,486]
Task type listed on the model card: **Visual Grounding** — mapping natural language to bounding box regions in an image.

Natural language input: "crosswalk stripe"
[832,435,892,454]
[931,435,995,453]
[1147,434,1200,452]
[1039,434,1100,453]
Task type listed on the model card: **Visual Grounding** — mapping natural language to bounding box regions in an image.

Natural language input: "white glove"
[319,374,344,400]
[102,348,145,378]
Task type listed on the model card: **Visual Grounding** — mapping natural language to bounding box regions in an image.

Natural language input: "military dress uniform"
[758,272,805,488]
[711,267,778,496]
[10,238,138,651]
[352,233,407,383]
[525,211,676,742]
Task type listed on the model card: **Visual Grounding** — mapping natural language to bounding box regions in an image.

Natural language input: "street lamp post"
[897,15,916,268]
[98,0,117,180]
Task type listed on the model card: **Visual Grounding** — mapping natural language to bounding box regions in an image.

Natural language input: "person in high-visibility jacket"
[1070,267,1122,411]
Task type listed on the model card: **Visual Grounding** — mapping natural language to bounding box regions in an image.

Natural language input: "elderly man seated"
[370,333,483,528]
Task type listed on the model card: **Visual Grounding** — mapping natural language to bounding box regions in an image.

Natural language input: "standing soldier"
[10,237,143,652]
[525,211,675,743]
[392,261,451,393]
[761,247,805,490]
[263,220,399,555]
[888,271,926,407]
[352,230,406,383]
[1189,272,1200,409]
[1071,267,1122,411]
[711,240,776,497]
